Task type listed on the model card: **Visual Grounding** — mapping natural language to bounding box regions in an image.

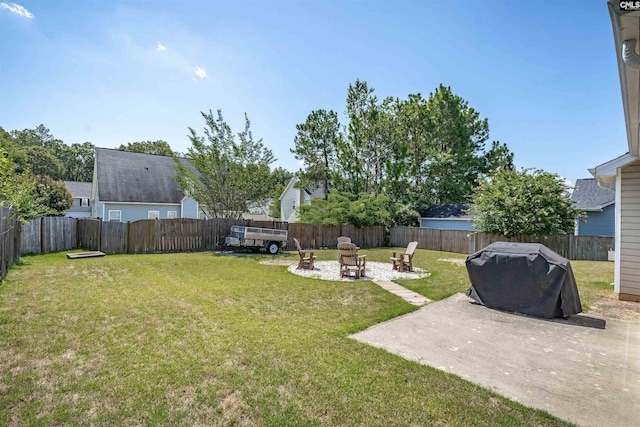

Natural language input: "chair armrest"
[358,254,367,259]
[391,251,398,257]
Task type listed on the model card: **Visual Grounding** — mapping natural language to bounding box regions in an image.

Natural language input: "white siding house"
[279,177,325,223]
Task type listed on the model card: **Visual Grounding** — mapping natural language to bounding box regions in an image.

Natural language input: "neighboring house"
[571,178,615,237]
[419,204,476,231]
[63,181,92,218]
[589,2,640,302]
[92,148,202,222]
[279,177,325,223]
[242,199,274,221]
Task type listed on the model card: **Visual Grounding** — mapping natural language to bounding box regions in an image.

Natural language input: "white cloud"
[194,66,208,79]
[0,1,34,18]
[156,42,167,52]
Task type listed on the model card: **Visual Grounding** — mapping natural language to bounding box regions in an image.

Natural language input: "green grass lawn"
[0,247,612,426]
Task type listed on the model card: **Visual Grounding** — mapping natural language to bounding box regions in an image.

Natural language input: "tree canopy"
[470,168,579,237]
[174,109,275,219]
[7,124,95,182]
[117,140,177,157]
[291,81,514,226]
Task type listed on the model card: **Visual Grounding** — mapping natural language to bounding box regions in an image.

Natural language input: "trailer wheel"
[266,241,280,254]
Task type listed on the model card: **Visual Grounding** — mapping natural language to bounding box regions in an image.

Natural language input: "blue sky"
[0,1,626,186]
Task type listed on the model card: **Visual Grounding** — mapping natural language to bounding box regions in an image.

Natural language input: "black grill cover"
[465,242,582,318]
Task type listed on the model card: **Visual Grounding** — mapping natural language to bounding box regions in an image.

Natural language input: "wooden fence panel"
[100,221,128,254]
[41,217,77,253]
[393,227,615,261]
[570,235,614,261]
[0,207,20,280]
[77,218,101,250]
[157,219,203,252]
[287,223,312,249]
[20,219,41,255]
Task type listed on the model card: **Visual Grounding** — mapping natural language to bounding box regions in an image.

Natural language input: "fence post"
[468,233,476,254]
[568,234,574,260]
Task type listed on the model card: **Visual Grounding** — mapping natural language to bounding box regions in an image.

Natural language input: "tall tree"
[421,84,489,204]
[61,142,95,182]
[174,109,275,219]
[24,145,65,180]
[470,168,579,236]
[291,109,341,198]
[9,124,95,182]
[118,140,177,157]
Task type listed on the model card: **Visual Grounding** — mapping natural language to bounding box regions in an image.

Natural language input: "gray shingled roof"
[421,204,470,218]
[63,181,91,198]
[571,178,615,210]
[96,148,195,203]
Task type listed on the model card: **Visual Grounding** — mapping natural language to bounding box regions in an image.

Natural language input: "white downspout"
[622,39,640,69]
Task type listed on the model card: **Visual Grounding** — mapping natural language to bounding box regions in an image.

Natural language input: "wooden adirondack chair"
[337,236,351,245]
[294,238,316,270]
[391,241,418,272]
[338,242,366,279]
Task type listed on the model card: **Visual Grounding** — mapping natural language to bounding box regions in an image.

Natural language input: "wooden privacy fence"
[19,217,386,256]
[20,216,77,255]
[16,216,613,261]
[0,207,21,280]
[287,223,385,249]
[389,227,615,261]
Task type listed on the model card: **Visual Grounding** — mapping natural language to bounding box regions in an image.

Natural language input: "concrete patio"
[351,293,640,427]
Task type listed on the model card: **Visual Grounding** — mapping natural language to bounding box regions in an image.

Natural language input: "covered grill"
[465,242,582,318]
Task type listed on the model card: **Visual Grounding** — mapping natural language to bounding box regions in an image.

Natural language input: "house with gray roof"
[91,148,202,222]
[419,204,475,231]
[63,181,92,218]
[571,178,615,237]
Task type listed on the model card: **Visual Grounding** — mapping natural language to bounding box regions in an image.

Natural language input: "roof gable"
[571,178,615,210]
[95,148,195,204]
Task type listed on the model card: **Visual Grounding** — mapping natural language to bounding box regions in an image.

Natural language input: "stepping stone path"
[373,281,431,306]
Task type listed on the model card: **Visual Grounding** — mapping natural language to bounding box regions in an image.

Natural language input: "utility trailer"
[224,225,288,254]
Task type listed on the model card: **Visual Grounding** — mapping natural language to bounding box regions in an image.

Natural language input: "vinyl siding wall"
[620,162,640,300]
[577,205,615,236]
[101,203,182,223]
[419,218,476,231]
[65,198,92,218]
[280,187,299,223]
[181,197,199,219]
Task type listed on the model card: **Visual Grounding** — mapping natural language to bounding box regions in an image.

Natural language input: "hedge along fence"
[0,206,21,280]
[389,226,614,261]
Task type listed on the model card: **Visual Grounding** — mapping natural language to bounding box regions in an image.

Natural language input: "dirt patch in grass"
[259,260,297,266]
[439,258,466,266]
[587,297,640,323]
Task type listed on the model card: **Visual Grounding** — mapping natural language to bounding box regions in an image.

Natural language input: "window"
[148,211,160,220]
[108,210,121,222]
[80,198,89,207]
[167,211,177,219]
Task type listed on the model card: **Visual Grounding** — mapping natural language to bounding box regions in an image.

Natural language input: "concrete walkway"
[352,293,640,427]
[373,281,431,306]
